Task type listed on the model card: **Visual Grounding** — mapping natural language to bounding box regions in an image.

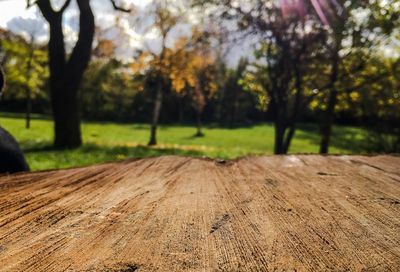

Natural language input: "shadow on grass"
[24,142,206,169]
[0,112,52,120]
[203,122,264,129]
[184,133,206,140]
[296,124,369,153]
[25,142,205,155]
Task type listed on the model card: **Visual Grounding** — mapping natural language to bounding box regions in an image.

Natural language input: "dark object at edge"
[0,127,30,173]
[0,66,30,173]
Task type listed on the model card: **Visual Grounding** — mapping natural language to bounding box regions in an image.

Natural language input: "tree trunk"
[282,61,304,153]
[273,102,287,155]
[282,125,294,154]
[38,0,94,149]
[274,121,286,155]
[178,96,184,123]
[320,48,339,154]
[320,89,338,154]
[149,87,163,146]
[195,110,204,137]
[25,38,34,130]
[228,86,239,128]
[52,86,82,148]
[266,40,293,155]
[25,89,31,129]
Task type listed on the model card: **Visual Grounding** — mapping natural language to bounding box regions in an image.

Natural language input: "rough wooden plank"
[0,155,399,271]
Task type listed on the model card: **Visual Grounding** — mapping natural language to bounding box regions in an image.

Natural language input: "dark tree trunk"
[320,48,339,154]
[320,89,338,154]
[229,88,239,128]
[38,0,94,149]
[266,40,293,155]
[195,110,204,137]
[282,61,304,154]
[270,65,291,155]
[25,38,34,130]
[274,123,286,154]
[25,89,31,129]
[178,95,184,123]
[52,86,82,148]
[149,87,163,146]
[272,98,287,155]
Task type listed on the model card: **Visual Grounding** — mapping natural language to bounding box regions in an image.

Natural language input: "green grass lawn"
[0,114,369,171]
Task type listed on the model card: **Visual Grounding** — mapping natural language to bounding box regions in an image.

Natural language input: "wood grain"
[0,155,399,271]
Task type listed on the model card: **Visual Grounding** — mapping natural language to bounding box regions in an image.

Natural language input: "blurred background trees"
[0,27,49,127]
[0,0,398,155]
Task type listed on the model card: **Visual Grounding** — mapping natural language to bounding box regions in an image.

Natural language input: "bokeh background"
[0,0,399,170]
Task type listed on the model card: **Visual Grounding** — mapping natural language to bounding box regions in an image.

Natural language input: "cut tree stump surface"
[0,155,399,271]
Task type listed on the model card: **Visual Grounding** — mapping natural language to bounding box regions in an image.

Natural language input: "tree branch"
[58,0,72,14]
[26,0,38,8]
[67,0,95,74]
[36,0,57,22]
[110,0,131,12]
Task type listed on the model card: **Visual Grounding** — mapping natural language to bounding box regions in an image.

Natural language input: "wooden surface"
[0,155,399,271]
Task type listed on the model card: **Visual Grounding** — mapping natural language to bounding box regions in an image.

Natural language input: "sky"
[0,0,252,66]
[0,0,154,55]
[0,0,36,27]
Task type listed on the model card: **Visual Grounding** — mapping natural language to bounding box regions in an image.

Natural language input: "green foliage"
[80,59,139,120]
[0,36,48,100]
[240,57,270,112]
[307,52,400,123]
[366,0,400,35]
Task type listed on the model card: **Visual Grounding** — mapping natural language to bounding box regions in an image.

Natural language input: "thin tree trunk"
[320,48,339,154]
[267,40,292,155]
[195,110,204,137]
[25,37,34,130]
[178,96,184,123]
[274,122,285,154]
[149,87,163,146]
[320,89,338,154]
[230,88,239,128]
[26,90,32,129]
[273,102,286,154]
[283,61,303,153]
